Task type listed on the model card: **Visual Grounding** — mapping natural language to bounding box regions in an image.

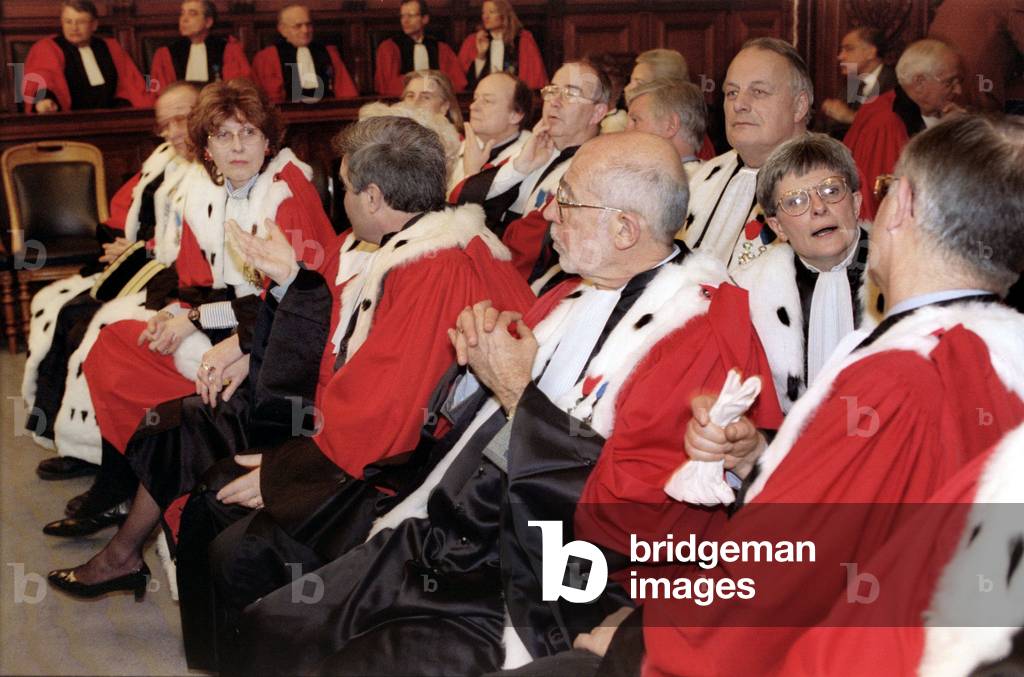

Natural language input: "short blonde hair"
[635,49,689,82]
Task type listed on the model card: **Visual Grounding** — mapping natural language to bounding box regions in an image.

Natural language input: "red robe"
[574,282,784,560]
[84,161,335,452]
[640,307,1024,677]
[458,29,547,90]
[252,43,358,103]
[777,434,1012,677]
[374,36,467,97]
[311,213,535,477]
[149,36,251,90]
[22,35,152,112]
[843,89,909,220]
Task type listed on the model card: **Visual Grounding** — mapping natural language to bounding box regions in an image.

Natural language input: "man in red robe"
[171,115,535,671]
[149,0,250,89]
[843,38,964,219]
[374,0,466,96]
[780,421,1024,677]
[574,115,1024,677]
[251,4,358,103]
[228,130,781,677]
[21,0,152,113]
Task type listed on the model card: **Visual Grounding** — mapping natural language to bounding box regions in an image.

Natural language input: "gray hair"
[756,132,861,217]
[626,78,708,152]
[333,116,447,213]
[562,60,613,107]
[741,37,814,118]
[589,138,689,245]
[635,49,689,82]
[896,114,1024,290]
[895,39,956,87]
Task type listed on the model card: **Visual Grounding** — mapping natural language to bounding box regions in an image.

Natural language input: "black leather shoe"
[48,562,150,601]
[43,501,129,537]
[36,456,100,481]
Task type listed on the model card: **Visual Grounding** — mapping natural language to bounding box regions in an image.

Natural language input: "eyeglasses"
[540,84,598,104]
[775,176,849,217]
[208,125,264,148]
[555,185,624,221]
[873,174,898,202]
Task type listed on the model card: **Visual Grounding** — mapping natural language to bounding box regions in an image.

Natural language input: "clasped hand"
[447,300,537,413]
[684,394,765,479]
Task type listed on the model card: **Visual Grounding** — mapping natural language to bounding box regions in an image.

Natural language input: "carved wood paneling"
[563,13,640,59]
[652,11,724,86]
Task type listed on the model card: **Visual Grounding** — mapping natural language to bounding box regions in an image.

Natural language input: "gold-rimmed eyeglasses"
[775,175,849,217]
[873,174,898,202]
[555,185,624,221]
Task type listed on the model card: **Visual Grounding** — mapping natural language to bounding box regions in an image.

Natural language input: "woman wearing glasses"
[458,0,547,90]
[732,132,883,412]
[47,78,334,599]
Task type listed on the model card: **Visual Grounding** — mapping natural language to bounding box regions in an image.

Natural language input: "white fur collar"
[182,148,310,292]
[747,300,1024,502]
[124,142,176,242]
[919,422,1024,676]
[333,204,511,361]
[536,251,727,438]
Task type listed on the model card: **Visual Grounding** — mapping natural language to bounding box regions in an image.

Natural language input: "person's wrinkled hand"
[685,394,765,479]
[216,454,263,508]
[35,99,58,114]
[448,304,536,413]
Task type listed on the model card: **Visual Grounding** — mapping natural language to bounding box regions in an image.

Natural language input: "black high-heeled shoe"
[48,562,150,601]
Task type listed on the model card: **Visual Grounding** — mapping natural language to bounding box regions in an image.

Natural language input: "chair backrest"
[1,141,108,255]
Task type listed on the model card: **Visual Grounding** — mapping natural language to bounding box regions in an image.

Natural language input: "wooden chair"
[1,141,107,349]
[0,239,15,353]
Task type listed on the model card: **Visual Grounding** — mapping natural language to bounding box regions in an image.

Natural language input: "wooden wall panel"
[653,12,724,86]
[563,14,640,59]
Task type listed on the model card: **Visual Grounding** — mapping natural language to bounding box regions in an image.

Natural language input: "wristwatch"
[187,307,202,330]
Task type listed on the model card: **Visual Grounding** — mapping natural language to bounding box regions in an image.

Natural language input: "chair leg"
[0,271,16,354]
[17,275,32,347]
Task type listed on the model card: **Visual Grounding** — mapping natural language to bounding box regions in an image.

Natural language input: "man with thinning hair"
[626,78,708,179]
[149,0,250,88]
[252,4,358,103]
[844,38,965,217]
[597,113,1024,677]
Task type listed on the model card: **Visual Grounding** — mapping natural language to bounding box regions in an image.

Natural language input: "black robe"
[230,260,680,676]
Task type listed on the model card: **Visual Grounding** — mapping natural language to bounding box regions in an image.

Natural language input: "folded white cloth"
[663,370,762,506]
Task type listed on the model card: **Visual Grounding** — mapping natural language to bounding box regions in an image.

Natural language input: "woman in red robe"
[458,0,547,90]
[47,78,334,598]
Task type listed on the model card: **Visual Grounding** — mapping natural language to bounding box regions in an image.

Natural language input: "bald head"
[278,5,313,47]
[576,131,689,243]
